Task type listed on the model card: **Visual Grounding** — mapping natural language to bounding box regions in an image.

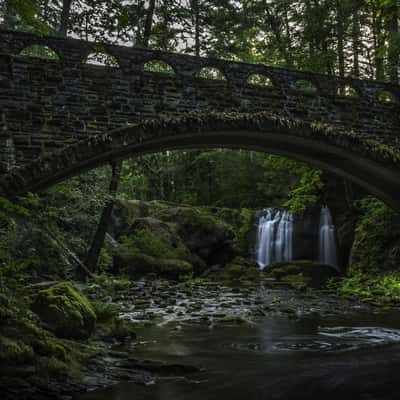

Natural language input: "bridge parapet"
[0,29,399,171]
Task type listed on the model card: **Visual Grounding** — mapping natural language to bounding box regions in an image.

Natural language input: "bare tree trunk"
[141,0,156,48]
[85,161,122,274]
[352,7,360,77]
[57,0,73,38]
[336,1,346,79]
[193,0,200,56]
[373,5,385,81]
[2,0,16,30]
[386,1,399,83]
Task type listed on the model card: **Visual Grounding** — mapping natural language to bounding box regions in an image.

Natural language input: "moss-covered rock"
[211,256,260,283]
[110,199,168,238]
[155,206,237,265]
[207,207,256,255]
[115,253,193,279]
[0,336,34,364]
[31,282,96,339]
[113,217,194,278]
[265,260,339,289]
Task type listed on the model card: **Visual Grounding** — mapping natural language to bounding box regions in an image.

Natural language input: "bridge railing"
[0,29,399,103]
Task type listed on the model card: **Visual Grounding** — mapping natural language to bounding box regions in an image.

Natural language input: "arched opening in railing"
[378,90,397,103]
[197,66,226,80]
[247,74,273,87]
[19,45,60,60]
[143,60,175,75]
[337,84,359,97]
[292,79,317,94]
[85,52,119,67]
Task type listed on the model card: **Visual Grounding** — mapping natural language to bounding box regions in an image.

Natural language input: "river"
[73,279,400,400]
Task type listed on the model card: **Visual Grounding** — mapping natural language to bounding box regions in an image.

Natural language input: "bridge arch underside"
[1,113,400,210]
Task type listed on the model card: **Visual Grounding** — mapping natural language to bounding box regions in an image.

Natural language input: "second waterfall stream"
[255,206,339,270]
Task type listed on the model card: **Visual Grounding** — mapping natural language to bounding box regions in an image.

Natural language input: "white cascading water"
[255,209,294,269]
[318,206,339,269]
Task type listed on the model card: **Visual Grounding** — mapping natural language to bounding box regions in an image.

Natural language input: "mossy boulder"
[0,336,34,364]
[31,283,96,339]
[115,253,193,279]
[110,199,168,238]
[210,256,260,282]
[113,217,195,278]
[155,206,237,265]
[265,260,339,289]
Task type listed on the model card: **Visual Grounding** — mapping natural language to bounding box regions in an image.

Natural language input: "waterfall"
[255,209,294,269]
[318,206,339,269]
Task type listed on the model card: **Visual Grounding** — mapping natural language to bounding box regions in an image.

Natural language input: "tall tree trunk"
[85,161,122,274]
[336,0,346,79]
[193,0,200,56]
[57,0,73,38]
[352,7,360,77]
[386,0,399,83]
[3,0,16,29]
[373,5,385,81]
[141,0,156,48]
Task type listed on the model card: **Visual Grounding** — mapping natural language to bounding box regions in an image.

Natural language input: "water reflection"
[76,313,400,400]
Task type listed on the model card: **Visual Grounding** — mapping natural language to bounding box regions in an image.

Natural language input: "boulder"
[110,199,168,238]
[264,260,339,289]
[218,256,260,282]
[113,217,194,278]
[31,282,96,339]
[155,206,237,265]
[114,253,193,280]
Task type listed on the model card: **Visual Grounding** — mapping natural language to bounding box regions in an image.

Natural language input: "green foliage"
[350,197,400,273]
[331,272,400,304]
[119,228,177,259]
[91,300,120,323]
[97,248,113,273]
[120,150,321,210]
[285,169,324,213]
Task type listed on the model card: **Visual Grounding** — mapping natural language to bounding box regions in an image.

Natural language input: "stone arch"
[1,112,399,210]
[292,79,318,94]
[247,74,274,87]
[197,66,226,80]
[143,59,176,75]
[19,45,60,61]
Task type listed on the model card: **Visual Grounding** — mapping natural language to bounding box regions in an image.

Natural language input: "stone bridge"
[0,30,399,208]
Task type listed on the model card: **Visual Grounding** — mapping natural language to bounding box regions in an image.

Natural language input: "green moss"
[266,260,338,289]
[155,206,234,246]
[117,217,190,260]
[224,264,244,279]
[329,272,400,305]
[116,253,193,279]
[0,336,34,364]
[32,282,97,339]
[349,197,400,274]
[92,300,120,323]
[281,273,309,290]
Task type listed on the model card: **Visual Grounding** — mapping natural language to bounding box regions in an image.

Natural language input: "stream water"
[76,281,400,400]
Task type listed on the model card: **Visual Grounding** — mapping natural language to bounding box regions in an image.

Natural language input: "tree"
[57,0,73,37]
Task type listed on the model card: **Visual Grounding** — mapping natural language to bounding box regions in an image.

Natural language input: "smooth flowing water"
[256,207,339,270]
[75,282,400,400]
[319,206,339,269]
[256,209,293,269]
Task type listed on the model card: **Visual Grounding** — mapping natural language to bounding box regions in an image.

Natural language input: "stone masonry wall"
[0,29,399,172]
